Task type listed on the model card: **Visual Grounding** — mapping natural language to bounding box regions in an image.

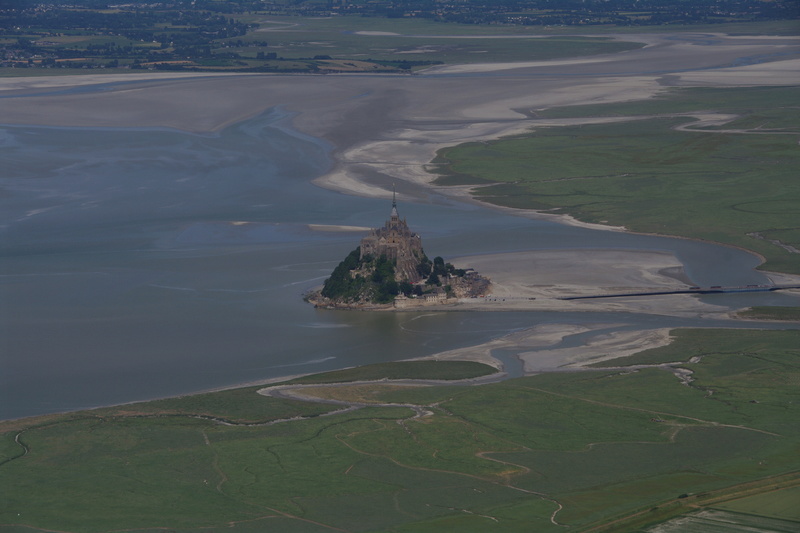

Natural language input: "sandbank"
[418,321,674,374]
[255,324,678,403]
[0,71,245,92]
[307,224,372,232]
[517,327,674,372]
[677,58,800,86]
[448,249,731,316]
[354,31,401,36]
[414,323,604,369]
[421,55,618,74]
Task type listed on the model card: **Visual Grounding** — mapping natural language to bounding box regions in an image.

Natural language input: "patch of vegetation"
[736,306,800,321]
[713,485,800,520]
[432,86,800,274]
[92,385,339,424]
[249,24,643,66]
[320,247,403,304]
[591,327,800,367]
[318,247,465,305]
[321,247,372,301]
[1,329,798,532]
[286,360,497,385]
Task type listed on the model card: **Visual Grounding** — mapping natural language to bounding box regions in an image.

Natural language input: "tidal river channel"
[1,107,798,420]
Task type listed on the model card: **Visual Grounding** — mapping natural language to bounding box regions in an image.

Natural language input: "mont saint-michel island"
[307,194,490,310]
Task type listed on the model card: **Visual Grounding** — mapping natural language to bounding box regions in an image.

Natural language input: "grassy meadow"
[2,330,799,532]
[736,306,800,321]
[713,485,800,520]
[433,86,800,275]
[285,360,497,384]
[245,15,643,65]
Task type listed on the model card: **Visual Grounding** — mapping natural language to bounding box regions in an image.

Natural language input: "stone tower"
[359,190,425,282]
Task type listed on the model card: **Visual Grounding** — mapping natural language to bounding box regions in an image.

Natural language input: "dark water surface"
[1,109,797,419]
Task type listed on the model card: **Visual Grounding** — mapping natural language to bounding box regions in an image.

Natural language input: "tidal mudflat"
[1,31,799,419]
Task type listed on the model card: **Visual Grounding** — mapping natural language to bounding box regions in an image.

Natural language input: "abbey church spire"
[359,185,424,282]
[390,183,399,221]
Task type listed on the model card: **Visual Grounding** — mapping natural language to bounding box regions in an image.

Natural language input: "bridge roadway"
[559,285,800,301]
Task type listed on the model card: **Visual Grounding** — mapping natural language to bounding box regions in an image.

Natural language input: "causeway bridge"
[559,284,800,301]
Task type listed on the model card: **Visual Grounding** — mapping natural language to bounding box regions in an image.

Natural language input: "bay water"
[1,109,796,420]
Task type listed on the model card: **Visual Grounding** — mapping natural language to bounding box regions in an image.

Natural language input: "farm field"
[736,306,800,321]
[1,329,798,532]
[432,86,800,275]
[647,509,800,533]
[244,16,643,65]
[712,485,800,520]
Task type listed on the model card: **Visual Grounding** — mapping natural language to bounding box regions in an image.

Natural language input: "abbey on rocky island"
[359,192,425,283]
[307,192,490,309]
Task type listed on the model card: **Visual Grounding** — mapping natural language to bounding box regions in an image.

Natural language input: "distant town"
[281,0,797,25]
[2,0,796,72]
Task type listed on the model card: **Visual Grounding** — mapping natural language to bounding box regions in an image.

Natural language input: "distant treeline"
[4,0,798,25]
